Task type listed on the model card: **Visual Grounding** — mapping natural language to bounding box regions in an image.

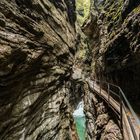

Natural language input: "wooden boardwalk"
[86,78,140,140]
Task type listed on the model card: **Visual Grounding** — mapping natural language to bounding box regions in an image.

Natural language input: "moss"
[102,0,123,34]
[133,5,140,13]
[76,0,90,25]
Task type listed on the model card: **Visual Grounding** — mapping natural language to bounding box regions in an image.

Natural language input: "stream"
[73,101,86,140]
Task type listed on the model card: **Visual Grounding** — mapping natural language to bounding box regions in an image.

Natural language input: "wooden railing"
[87,78,140,140]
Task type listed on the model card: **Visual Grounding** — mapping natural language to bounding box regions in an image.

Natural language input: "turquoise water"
[74,116,86,140]
[73,101,86,140]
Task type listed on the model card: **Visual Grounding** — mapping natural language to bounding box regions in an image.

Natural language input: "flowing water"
[73,101,86,140]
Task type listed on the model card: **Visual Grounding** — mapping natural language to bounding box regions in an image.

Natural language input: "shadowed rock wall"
[82,0,140,101]
[80,0,140,139]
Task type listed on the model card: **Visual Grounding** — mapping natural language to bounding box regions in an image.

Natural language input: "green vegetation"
[112,0,123,22]
[133,5,140,13]
[100,0,123,34]
[76,0,90,25]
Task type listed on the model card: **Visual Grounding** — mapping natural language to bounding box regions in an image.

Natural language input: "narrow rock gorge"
[0,0,140,140]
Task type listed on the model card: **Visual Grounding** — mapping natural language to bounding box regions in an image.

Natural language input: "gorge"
[0,0,140,140]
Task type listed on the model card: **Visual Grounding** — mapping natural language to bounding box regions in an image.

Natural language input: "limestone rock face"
[0,0,78,140]
[82,0,140,100]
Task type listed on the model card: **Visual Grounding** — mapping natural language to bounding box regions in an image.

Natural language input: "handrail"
[89,78,140,140]
[119,88,140,126]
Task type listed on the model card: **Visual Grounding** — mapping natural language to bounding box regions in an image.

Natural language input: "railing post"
[107,83,110,105]
[120,100,123,128]
[119,90,123,137]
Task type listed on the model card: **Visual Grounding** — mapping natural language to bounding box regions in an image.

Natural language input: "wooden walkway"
[86,78,140,140]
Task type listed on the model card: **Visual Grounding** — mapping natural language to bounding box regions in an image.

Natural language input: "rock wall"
[82,0,140,101]
[0,0,79,140]
[80,0,140,139]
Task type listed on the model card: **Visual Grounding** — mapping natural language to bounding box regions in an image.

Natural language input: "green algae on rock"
[76,0,90,25]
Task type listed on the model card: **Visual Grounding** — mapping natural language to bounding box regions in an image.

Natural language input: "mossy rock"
[76,0,90,25]
[133,5,140,13]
